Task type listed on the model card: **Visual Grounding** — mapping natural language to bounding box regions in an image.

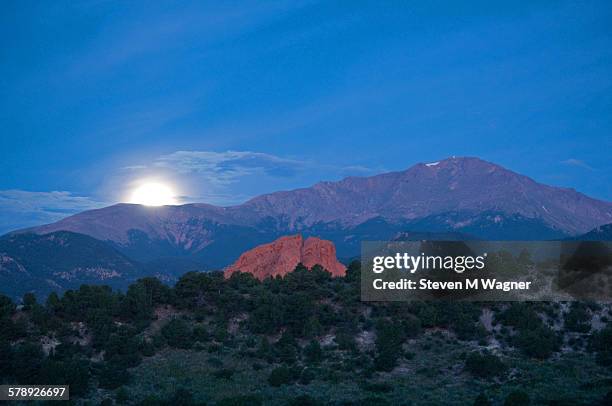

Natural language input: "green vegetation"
[465,351,506,379]
[0,263,610,405]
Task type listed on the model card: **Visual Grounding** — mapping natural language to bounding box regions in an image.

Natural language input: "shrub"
[22,293,37,310]
[357,397,390,406]
[589,326,612,367]
[374,319,405,371]
[402,314,422,338]
[601,391,612,406]
[207,357,223,368]
[275,332,298,364]
[465,352,506,379]
[138,339,156,357]
[115,387,130,404]
[453,314,487,341]
[168,387,194,405]
[192,325,209,342]
[214,368,234,380]
[104,329,141,368]
[363,382,393,393]
[299,367,316,385]
[40,358,90,396]
[12,343,44,383]
[0,294,15,319]
[335,330,357,351]
[564,303,591,333]
[504,390,530,406]
[474,392,492,406]
[217,395,263,406]
[514,326,560,359]
[496,303,542,331]
[287,395,322,406]
[98,362,130,389]
[0,341,13,378]
[161,318,193,349]
[268,366,295,387]
[303,340,323,364]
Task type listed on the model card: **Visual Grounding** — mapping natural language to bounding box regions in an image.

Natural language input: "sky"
[1,1,611,234]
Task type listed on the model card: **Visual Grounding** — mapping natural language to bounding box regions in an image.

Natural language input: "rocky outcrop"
[224,235,346,280]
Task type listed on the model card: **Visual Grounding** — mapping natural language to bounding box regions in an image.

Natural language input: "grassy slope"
[120,331,609,405]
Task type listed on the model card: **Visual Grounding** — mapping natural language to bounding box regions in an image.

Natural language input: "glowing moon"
[129,182,178,206]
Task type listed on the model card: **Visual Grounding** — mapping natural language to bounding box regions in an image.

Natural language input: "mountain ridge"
[0,231,144,299]
[572,223,612,241]
[15,157,612,266]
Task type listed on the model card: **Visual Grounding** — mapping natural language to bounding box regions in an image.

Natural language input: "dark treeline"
[0,262,610,405]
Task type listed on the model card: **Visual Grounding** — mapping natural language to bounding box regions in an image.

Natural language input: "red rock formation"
[224,235,346,280]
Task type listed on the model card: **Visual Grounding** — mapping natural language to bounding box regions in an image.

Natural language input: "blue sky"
[1,1,611,234]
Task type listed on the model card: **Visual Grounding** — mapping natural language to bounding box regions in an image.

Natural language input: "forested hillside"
[1,263,611,405]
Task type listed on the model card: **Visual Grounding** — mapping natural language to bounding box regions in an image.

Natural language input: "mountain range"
[2,156,611,298]
[26,157,612,261]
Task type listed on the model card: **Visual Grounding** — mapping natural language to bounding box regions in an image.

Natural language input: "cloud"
[561,158,595,171]
[66,2,313,79]
[124,150,375,206]
[0,151,373,232]
[152,150,308,185]
[0,190,106,235]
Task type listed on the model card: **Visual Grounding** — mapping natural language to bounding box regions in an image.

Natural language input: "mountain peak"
[23,157,612,268]
[414,156,506,171]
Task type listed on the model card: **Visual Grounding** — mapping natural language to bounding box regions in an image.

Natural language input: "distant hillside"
[0,231,145,299]
[574,223,612,240]
[393,230,476,241]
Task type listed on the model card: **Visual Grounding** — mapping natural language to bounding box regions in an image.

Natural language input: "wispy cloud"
[124,149,375,205]
[561,158,595,171]
[66,2,313,79]
[152,150,308,185]
[0,150,374,234]
[0,190,106,235]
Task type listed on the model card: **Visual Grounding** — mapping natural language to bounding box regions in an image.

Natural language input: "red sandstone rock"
[224,235,346,280]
